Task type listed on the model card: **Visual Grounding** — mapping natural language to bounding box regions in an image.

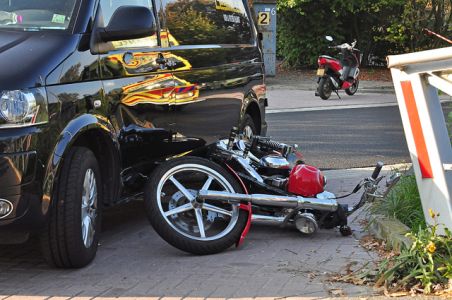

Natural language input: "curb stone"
[367,214,412,252]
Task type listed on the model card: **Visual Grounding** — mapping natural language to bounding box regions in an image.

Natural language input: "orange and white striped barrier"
[388,46,452,231]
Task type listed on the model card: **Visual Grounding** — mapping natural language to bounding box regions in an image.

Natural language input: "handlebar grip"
[254,137,292,157]
[371,161,384,180]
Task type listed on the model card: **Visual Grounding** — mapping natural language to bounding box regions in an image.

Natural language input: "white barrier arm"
[389,46,452,232]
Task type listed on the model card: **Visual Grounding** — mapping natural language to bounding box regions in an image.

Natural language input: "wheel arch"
[242,96,262,135]
[41,114,121,216]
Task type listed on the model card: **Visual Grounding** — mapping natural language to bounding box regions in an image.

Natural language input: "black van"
[0,0,266,267]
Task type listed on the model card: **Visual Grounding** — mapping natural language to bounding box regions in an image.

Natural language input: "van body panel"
[0,31,78,90]
[168,45,264,143]
[0,0,267,236]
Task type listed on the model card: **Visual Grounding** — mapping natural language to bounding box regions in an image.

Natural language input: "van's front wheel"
[40,147,102,268]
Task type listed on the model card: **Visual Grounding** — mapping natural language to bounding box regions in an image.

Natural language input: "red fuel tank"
[287,164,325,197]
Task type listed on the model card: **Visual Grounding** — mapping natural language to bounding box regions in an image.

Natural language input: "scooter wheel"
[345,80,359,96]
[339,225,352,236]
[144,157,249,255]
[318,77,333,100]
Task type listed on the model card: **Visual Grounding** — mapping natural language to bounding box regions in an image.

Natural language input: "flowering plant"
[376,209,452,294]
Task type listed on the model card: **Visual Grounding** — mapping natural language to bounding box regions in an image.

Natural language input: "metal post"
[252,0,277,76]
[388,47,452,232]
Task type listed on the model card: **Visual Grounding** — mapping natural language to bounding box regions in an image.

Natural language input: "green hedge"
[277,0,452,68]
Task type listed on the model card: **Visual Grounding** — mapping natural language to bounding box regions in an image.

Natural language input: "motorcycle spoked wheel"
[144,157,249,255]
[345,79,359,96]
[318,77,333,100]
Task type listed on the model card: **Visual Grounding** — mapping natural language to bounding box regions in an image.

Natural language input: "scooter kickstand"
[334,90,341,99]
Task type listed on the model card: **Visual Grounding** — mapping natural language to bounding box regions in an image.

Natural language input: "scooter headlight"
[0,88,48,127]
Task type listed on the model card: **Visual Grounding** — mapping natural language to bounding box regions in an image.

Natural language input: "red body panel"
[342,81,352,89]
[318,56,342,73]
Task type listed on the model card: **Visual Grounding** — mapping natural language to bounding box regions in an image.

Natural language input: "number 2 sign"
[257,12,270,25]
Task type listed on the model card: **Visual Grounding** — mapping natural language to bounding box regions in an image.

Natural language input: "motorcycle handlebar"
[371,161,384,180]
[253,136,292,157]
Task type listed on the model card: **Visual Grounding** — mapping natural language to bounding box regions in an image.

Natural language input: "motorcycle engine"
[287,164,326,197]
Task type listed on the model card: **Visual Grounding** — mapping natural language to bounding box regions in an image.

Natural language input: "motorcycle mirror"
[325,36,333,42]
[386,172,402,188]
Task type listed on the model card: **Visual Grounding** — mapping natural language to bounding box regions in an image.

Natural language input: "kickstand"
[334,90,341,99]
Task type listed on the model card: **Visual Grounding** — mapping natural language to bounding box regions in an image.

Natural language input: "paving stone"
[0,169,392,299]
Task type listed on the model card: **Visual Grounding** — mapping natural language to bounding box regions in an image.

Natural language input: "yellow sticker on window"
[52,14,66,24]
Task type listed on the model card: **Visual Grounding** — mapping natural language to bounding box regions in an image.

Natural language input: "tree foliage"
[277,0,452,67]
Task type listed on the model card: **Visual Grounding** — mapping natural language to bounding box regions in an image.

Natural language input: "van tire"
[40,147,102,268]
[239,114,257,139]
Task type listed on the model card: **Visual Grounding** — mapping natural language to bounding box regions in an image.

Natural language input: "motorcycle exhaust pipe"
[252,214,286,223]
[197,191,338,212]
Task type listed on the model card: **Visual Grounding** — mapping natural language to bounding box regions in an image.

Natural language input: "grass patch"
[372,173,426,230]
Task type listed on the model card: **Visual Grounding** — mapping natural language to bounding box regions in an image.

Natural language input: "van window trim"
[156,43,258,52]
[157,0,257,48]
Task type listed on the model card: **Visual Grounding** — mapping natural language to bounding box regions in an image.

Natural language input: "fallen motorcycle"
[144,128,400,255]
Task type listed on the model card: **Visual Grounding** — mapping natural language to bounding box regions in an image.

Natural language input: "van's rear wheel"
[144,157,248,255]
[40,147,102,268]
[240,114,257,139]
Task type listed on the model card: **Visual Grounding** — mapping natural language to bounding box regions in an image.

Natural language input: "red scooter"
[315,36,361,100]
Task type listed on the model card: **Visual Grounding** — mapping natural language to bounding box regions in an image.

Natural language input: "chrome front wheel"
[145,157,249,255]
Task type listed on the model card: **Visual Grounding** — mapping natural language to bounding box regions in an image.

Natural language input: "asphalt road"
[267,105,411,169]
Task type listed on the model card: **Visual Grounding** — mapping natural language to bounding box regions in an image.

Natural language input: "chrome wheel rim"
[81,169,97,248]
[157,164,239,241]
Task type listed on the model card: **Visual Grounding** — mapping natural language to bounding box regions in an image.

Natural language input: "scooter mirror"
[325,36,334,42]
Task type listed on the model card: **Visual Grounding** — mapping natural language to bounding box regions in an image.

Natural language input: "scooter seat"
[320,55,337,61]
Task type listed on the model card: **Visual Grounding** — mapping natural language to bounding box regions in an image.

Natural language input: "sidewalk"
[0,167,403,299]
[265,76,452,113]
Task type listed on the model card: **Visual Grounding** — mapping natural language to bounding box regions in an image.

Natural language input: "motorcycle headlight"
[0,88,48,128]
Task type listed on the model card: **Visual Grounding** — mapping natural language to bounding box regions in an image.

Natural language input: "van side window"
[160,0,253,46]
[99,0,158,49]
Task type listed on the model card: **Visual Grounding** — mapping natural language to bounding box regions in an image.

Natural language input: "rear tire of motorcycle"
[144,157,249,255]
[318,77,332,100]
[345,80,359,96]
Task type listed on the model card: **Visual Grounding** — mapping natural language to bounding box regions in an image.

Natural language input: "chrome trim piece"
[252,214,285,223]
[0,198,13,219]
[198,190,338,212]
[260,155,290,169]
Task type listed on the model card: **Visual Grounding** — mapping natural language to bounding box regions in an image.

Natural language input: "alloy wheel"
[156,164,240,241]
[81,168,98,248]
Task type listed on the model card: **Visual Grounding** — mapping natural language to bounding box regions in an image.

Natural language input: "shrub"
[376,211,452,294]
[372,174,426,230]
